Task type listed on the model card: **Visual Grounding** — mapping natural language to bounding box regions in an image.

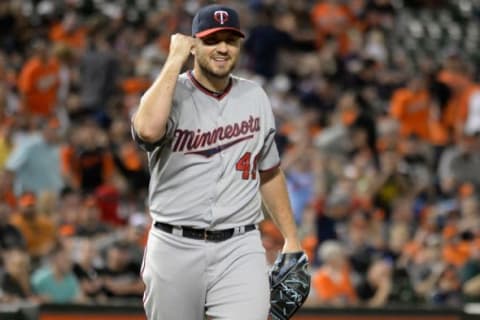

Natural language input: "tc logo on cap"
[214,10,229,25]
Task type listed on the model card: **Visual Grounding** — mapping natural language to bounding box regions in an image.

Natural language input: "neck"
[192,65,230,93]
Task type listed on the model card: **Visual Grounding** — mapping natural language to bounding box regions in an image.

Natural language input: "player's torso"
[148,73,268,228]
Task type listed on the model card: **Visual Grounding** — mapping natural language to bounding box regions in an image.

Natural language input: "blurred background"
[1,0,480,319]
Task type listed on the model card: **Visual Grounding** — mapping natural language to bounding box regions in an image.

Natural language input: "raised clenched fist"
[169,33,195,65]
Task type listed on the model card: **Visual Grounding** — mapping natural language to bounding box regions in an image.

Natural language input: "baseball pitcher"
[132,4,310,320]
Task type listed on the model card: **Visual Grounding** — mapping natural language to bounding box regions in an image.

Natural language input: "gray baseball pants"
[141,225,270,320]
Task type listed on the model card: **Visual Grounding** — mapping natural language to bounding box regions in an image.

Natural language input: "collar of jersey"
[188,70,232,100]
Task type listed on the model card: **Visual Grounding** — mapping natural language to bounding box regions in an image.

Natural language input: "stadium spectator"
[4,116,63,197]
[312,240,358,306]
[97,242,144,300]
[371,151,411,215]
[282,116,318,225]
[78,29,119,126]
[74,195,111,238]
[244,7,294,79]
[60,121,115,193]
[49,11,87,51]
[346,212,377,276]
[0,203,25,251]
[310,0,355,55]
[94,184,124,226]
[72,238,105,302]
[439,58,480,139]
[31,242,84,303]
[108,117,149,195]
[17,39,60,117]
[438,130,480,195]
[121,213,150,265]
[356,259,393,307]
[9,192,56,259]
[430,264,463,306]
[390,74,432,141]
[56,187,81,237]
[0,248,35,302]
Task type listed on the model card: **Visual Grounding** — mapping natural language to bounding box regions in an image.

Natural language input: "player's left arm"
[260,167,302,253]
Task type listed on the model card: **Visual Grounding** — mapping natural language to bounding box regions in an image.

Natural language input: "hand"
[269,250,310,319]
[168,33,195,66]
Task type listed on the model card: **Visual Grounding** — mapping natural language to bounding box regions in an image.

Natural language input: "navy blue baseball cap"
[192,4,245,39]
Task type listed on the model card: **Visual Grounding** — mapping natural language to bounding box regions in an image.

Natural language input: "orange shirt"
[442,98,460,132]
[313,265,357,304]
[310,3,352,35]
[60,145,115,189]
[121,78,152,95]
[390,88,431,140]
[437,71,480,138]
[428,119,449,146]
[0,188,16,208]
[310,2,354,54]
[49,23,87,50]
[442,241,471,267]
[17,57,60,116]
[302,235,318,264]
[10,213,56,257]
[120,143,143,171]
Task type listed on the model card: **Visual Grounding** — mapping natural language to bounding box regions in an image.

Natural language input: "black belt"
[153,222,256,242]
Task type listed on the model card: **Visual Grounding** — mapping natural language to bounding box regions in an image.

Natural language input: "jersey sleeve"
[131,80,185,152]
[258,91,280,172]
[131,116,176,152]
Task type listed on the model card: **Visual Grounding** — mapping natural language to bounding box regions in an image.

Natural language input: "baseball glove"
[269,252,311,320]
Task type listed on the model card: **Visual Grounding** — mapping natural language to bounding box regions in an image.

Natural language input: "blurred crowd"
[1,0,480,309]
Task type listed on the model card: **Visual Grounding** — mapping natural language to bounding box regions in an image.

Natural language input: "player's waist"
[153,221,257,242]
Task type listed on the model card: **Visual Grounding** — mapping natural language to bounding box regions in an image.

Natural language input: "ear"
[190,44,196,56]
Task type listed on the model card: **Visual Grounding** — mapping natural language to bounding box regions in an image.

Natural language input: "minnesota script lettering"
[173,116,260,152]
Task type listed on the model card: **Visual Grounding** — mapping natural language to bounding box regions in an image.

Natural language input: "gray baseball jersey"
[132,71,280,229]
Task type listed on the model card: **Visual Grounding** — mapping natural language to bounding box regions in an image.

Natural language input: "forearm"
[132,56,184,142]
[260,168,301,252]
[367,282,391,307]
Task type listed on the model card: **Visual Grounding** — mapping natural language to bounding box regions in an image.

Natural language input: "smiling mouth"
[213,57,229,62]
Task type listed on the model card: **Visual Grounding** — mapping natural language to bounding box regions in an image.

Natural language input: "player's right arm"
[132,34,194,143]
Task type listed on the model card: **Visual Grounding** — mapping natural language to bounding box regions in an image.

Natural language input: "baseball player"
[132,4,306,320]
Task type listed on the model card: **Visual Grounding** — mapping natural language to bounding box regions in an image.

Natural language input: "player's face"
[194,31,241,79]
